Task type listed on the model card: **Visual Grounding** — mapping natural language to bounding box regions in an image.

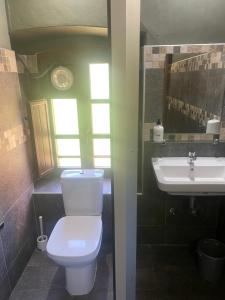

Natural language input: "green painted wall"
[0,0,11,48]
[141,0,225,44]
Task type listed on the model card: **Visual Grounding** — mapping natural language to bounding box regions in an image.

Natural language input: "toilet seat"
[47,216,102,265]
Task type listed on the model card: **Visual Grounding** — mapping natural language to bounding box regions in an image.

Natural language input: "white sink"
[152,157,225,195]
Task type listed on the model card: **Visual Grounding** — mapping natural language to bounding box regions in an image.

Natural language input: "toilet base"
[65,260,97,295]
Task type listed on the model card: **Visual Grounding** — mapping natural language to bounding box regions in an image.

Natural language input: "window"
[90,63,111,168]
[89,63,109,99]
[52,99,79,135]
[52,99,81,168]
[51,63,111,169]
[91,104,110,134]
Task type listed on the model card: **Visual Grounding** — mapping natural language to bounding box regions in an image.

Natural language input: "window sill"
[33,174,111,195]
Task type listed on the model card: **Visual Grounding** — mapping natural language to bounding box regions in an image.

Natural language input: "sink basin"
[152,157,225,195]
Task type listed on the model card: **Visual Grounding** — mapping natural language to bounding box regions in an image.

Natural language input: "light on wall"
[51,66,74,91]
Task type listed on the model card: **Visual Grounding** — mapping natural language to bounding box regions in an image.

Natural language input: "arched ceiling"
[11,26,108,44]
[7,0,108,46]
[7,0,107,31]
[6,0,225,46]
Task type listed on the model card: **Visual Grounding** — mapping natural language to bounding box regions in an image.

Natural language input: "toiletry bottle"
[153,119,164,143]
[206,116,220,135]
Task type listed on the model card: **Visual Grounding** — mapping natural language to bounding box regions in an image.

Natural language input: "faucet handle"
[188,152,197,159]
[192,152,197,160]
[188,151,194,157]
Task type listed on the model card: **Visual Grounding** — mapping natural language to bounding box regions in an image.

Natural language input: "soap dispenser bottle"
[206,116,220,135]
[153,119,164,143]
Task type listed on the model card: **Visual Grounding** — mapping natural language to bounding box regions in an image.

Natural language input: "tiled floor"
[136,245,225,300]
[9,245,113,300]
[9,244,225,300]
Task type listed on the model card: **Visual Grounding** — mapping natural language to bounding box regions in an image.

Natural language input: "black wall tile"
[164,226,217,244]
[0,237,8,287]
[102,195,113,226]
[0,236,11,300]
[33,194,65,237]
[137,226,164,244]
[144,69,165,123]
[1,187,35,271]
[216,197,225,242]
[0,275,11,300]
[165,197,220,228]
[8,237,36,289]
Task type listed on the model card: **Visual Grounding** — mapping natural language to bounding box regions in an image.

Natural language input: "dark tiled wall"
[137,142,225,245]
[166,68,225,132]
[144,68,225,128]
[144,69,165,123]
[168,68,225,115]
[0,54,36,299]
[217,200,225,243]
[33,194,113,245]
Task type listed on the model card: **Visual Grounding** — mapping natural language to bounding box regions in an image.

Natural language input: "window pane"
[58,157,81,168]
[56,139,80,156]
[52,99,79,135]
[90,64,109,99]
[93,139,110,156]
[94,158,111,168]
[92,104,110,134]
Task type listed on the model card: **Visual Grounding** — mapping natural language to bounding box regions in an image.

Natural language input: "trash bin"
[197,238,225,282]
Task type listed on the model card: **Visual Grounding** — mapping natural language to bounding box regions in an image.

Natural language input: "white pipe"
[39,215,44,237]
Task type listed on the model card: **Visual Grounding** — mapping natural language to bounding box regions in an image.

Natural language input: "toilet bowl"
[47,216,102,295]
[46,169,104,296]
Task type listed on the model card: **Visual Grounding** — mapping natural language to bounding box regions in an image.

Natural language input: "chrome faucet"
[188,152,197,171]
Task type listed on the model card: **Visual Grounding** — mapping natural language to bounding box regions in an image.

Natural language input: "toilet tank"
[61,169,104,216]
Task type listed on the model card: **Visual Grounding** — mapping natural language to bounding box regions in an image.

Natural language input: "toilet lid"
[47,216,102,259]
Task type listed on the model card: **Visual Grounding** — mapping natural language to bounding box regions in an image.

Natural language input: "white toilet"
[47,169,104,296]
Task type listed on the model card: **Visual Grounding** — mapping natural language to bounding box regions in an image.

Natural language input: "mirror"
[143,44,225,142]
[164,52,223,134]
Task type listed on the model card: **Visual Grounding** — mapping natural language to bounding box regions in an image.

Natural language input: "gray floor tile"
[45,288,70,300]
[74,291,114,300]
[27,250,56,267]
[13,266,58,291]
[136,245,225,299]
[50,267,65,289]
[9,289,48,300]
[10,246,114,300]
[46,289,114,300]
[93,254,113,292]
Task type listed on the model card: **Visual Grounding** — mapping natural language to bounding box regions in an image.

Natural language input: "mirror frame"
[143,43,225,143]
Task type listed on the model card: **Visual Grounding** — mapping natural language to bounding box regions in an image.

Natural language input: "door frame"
[109,0,141,299]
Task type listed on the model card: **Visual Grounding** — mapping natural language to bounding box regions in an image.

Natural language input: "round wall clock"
[51,66,74,91]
